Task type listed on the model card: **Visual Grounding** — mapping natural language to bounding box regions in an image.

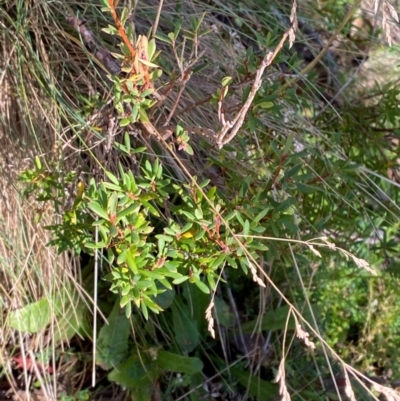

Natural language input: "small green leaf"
[256,101,274,109]
[88,201,109,220]
[157,236,165,254]
[194,230,206,241]
[193,278,210,294]
[185,144,194,155]
[194,208,203,220]
[174,19,182,37]
[108,192,119,215]
[221,76,233,87]
[102,26,118,35]
[141,302,149,320]
[106,171,120,186]
[85,241,106,249]
[131,146,147,154]
[211,254,226,269]
[117,250,128,264]
[34,156,42,170]
[283,132,295,155]
[254,208,270,223]
[156,234,174,242]
[173,276,189,285]
[117,203,141,220]
[107,249,115,264]
[224,210,237,221]
[168,32,175,42]
[124,302,132,318]
[147,38,157,61]
[110,225,118,237]
[138,108,149,122]
[119,118,131,127]
[180,210,195,220]
[103,182,122,191]
[124,132,131,152]
[126,250,138,274]
[139,59,159,68]
[243,219,250,236]
[153,33,172,44]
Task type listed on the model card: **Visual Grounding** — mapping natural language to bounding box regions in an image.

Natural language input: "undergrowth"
[1,0,400,400]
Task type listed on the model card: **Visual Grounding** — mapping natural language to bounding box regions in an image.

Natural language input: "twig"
[66,16,122,75]
[162,48,205,126]
[216,26,294,148]
[92,224,99,387]
[107,0,136,58]
[163,70,192,126]
[152,0,164,38]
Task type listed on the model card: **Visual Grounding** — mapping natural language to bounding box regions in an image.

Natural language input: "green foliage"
[10,0,400,399]
[8,286,89,340]
[21,149,281,320]
[96,299,131,370]
[60,389,90,401]
[8,297,52,333]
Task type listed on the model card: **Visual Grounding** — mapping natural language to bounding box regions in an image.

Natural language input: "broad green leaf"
[171,298,199,353]
[8,298,51,333]
[231,366,278,399]
[108,351,159,393]
[53,297,90,343]
[182,283,209,335]
[153,288,175,309]
[157,351,203,374]
[215,297,235,328]
[96,300,131,370]
[240,304,321,333]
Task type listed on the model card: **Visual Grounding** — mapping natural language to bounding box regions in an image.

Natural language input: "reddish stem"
[107,0,136,58]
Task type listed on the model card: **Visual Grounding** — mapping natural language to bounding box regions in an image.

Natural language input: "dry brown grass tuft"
[0,8,82,397]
